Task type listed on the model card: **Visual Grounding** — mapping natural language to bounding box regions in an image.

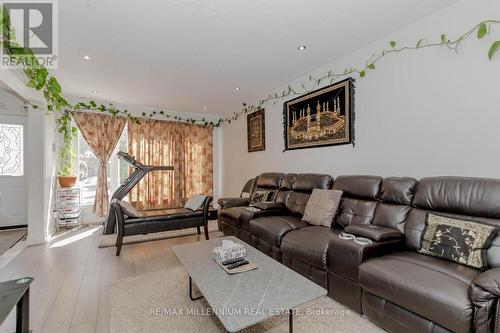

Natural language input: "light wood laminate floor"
[0,226,223,333]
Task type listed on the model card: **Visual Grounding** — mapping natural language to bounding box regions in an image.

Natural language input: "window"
[0,123,24,176]
[77,125,128,205]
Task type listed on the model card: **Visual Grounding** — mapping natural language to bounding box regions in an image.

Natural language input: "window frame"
[0,117,26,177]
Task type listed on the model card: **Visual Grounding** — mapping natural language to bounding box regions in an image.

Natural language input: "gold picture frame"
[247,109,265,152]
[283,78,354,150]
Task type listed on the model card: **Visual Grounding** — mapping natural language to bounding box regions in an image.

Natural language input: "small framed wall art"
[247,108,265,152]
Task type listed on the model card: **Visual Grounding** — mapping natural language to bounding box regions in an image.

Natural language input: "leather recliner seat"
[218,173,500,333]
[218,172,283,238]
[360,177,500,333]
[249,173,333,261]
[327,176,415,312]
[236,174,298,244]
[280,175,383,288]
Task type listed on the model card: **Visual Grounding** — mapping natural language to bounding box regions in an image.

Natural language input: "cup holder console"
[338,232,373,245]
[353,237,372,245]
[338,232,355,240]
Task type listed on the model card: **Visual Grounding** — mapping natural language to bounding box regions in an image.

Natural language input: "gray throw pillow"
[184,195,207,211]
[302,189,343,227]
[119,200,139,217]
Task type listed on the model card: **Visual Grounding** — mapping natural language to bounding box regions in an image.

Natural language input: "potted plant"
[57,112,78,188]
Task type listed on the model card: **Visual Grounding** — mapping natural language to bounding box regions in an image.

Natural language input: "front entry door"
[0,114,27,227]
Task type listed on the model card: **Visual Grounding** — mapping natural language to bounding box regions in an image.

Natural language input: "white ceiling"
[55,0,457,116]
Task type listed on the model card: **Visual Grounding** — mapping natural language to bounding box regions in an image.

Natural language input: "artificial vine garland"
[14,19,500,130]
[11,19,500,128]
[0,4,499,174]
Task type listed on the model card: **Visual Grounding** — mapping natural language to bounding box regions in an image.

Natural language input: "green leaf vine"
[0,4,498,174]
[240,20,500,116]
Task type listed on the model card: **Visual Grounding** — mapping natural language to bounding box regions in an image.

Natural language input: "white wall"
[44,113,58,238]
[26,110,58,244]
[220,0,500,196]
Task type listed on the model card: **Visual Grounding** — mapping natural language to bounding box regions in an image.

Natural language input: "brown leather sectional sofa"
[218,173,500,333]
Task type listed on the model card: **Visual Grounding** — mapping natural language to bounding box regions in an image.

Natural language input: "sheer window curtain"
[72,112,126,216]
[127,118,213,210]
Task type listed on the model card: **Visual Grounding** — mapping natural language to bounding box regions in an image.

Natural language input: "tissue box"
[212,239,246,262]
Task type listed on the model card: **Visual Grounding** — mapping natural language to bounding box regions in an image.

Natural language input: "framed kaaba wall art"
[283,78,354,151]
[247,108,266,152]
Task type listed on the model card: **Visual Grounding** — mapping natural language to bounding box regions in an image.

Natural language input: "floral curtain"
[72,112,126,216]
[127,118,213,210]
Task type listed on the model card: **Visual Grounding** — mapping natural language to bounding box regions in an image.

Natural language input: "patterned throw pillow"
[419,213,500,270]
[251,190,275,203]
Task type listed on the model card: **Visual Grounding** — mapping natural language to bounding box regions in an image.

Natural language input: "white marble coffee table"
[172,236,326,332]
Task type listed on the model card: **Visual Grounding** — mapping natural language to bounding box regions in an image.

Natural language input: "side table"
[0,277,33,333]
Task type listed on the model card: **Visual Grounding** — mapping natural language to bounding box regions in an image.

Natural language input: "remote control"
[222,257,245,266]
[227,260,249,270]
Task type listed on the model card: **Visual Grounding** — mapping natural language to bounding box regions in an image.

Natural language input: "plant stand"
[54,187,81,230]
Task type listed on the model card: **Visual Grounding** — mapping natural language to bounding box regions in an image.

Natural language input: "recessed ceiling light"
[298,45,306,51]
[202,106,207,110]
[235,87,240,91]
[83,55,91,60]
[92,90,98,94]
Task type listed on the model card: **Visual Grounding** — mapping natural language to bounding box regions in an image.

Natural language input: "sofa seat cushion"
[221,207,281,232]
[281,226,340,270]
[359,251,480,333]
[250,215,309,247]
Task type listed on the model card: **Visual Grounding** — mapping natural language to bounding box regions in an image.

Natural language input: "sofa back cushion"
[332,175,381,199]
[285,173,333,216]
[405,176,500,267]
[276,173,297,204]
[332,175,382,227]
[255,172,283,190]
[373,177,417,232]
[294,173,333,191]
[379,177,416,205]
[250,173,283,202]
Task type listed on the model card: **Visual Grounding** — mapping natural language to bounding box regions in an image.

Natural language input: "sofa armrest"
[345,225,402,242]
[473,267,500,297]
[250,202,287,211]
[217,197,250,208]
[470,267,500,333]
[202,196,213,224]
[110,202,125,236]
[328,235,404,282]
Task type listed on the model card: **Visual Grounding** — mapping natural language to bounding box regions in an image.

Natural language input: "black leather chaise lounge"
[110,196,213,255]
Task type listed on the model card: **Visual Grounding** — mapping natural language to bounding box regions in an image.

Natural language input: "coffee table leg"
[289,310,293,333]
[189,276,204,301]
[16,287,30,333]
